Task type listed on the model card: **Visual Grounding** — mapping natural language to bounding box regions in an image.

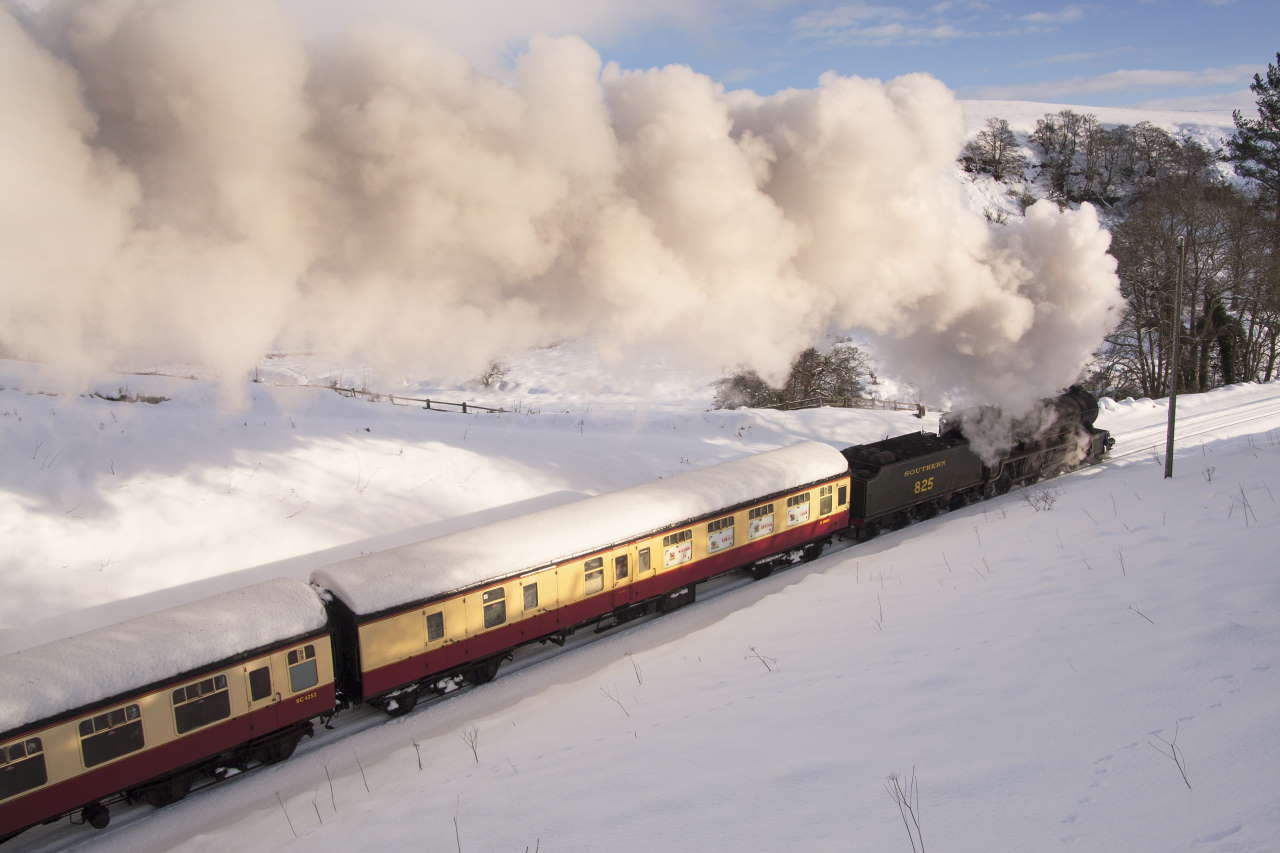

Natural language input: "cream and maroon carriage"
[314,442,852,716]
[0,579,335,841]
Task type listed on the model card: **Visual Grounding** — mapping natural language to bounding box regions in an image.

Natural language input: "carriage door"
[611,554,633,608]
[244,661,281,735]
[634,546,655,597]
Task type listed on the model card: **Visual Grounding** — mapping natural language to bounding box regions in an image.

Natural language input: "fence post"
[462,402,468,414]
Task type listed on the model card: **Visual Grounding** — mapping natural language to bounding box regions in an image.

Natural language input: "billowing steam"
[0,0,1121,409]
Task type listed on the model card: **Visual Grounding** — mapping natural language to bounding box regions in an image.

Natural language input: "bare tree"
[960,117,1027,182]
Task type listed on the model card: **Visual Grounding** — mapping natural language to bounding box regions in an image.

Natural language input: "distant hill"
[959,99,1236,147]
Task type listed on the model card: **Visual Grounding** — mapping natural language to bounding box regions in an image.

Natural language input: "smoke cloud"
[0,0,1121,410]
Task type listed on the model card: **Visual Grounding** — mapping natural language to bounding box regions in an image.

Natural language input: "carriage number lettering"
[912,477,935,494]
[295,691,318,704]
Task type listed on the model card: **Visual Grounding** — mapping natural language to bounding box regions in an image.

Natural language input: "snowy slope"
[0,351,925,651]
[4,349,1280,851]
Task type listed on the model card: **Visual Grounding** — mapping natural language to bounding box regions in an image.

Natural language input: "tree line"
[964,52,1280,399]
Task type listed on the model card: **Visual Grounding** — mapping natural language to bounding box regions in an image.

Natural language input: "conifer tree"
[1227,52,1280,214]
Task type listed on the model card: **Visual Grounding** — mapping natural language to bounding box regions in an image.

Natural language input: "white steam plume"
[0,0,1121,409]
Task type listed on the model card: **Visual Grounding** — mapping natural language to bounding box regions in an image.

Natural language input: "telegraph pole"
[1164,234,1186,479]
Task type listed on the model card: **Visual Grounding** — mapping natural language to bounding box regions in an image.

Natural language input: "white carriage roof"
[314,442,848,617]
[0,579,327,736]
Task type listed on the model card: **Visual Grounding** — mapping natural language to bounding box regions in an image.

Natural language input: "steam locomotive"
[0,388,1112,844]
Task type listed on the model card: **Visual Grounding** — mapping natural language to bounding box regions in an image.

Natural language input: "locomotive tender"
[0,389,1112,843]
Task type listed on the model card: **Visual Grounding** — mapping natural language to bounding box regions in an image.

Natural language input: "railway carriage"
[0,580,334,841]
[314,441,852,715]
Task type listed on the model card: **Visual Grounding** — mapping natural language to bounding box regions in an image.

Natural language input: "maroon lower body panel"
[0,683,335,838]
[360,512,846,698]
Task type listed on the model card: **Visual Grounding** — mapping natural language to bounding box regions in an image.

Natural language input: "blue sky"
[580,0,1277,112]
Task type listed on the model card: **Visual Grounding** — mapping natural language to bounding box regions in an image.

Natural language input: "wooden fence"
[765,396,927,413]
[326,385,506,414]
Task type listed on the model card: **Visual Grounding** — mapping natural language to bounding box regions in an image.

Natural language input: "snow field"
[4,353,1280,852]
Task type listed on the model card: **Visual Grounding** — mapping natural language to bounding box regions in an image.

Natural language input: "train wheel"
[994,475,1012,496]
[466,659,502,685]
[801,543,824,562]
[750,563,774,580]
[260,733,301,765]
[82,803,110,830]
[860,522,880,541]
[384,688,420,717]
[138,771,194,808]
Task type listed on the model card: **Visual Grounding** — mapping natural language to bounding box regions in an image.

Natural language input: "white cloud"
[1022,48,1134,66]
[1020,5,1088,24]
[972,64,1258,100]
[277,0,714,63]
[791,2,975,45]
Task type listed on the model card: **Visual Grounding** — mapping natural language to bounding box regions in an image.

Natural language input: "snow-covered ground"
[4,350,1280,852]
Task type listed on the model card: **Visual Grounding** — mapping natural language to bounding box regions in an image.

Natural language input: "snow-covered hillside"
[955,99,1240,228]
[960,99,1237,146]
[4,351,1280,852]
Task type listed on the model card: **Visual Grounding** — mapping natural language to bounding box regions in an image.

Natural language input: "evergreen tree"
[1227,53,1280,214]
[1227,52,1280,383]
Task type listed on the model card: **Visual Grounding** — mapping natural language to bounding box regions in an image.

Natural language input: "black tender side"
[842,433,984,520]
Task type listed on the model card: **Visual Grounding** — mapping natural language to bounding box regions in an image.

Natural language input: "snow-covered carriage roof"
[0,579,328,736]
[314,441,848,616]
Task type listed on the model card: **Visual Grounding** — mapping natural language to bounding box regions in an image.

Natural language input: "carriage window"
[614,555,629,581]
[483,588,507,628]
[426,611,445,641]
[173,674,231,734]
[707,516,735,553]
[838,485,848,507]
[79,703,144,768]
[662,529,693,568]
[584,559,604,595]
[748,504,775,540]
[786,492,811,526]
[287,644,319,692]
[249,666,272,701]
[523,583,539,611]
[0,737,47,801]
[819,484,833,515]
[638,548,651,573]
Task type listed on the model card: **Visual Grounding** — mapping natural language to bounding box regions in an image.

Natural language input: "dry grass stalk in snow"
[462,726,480,764]
[746,646,777,671]
[1149,722,1192,789]
[600,686,631,717]
[886,766,926,853]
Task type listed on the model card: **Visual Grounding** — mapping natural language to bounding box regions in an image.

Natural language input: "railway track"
[1104,397,1280,463]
